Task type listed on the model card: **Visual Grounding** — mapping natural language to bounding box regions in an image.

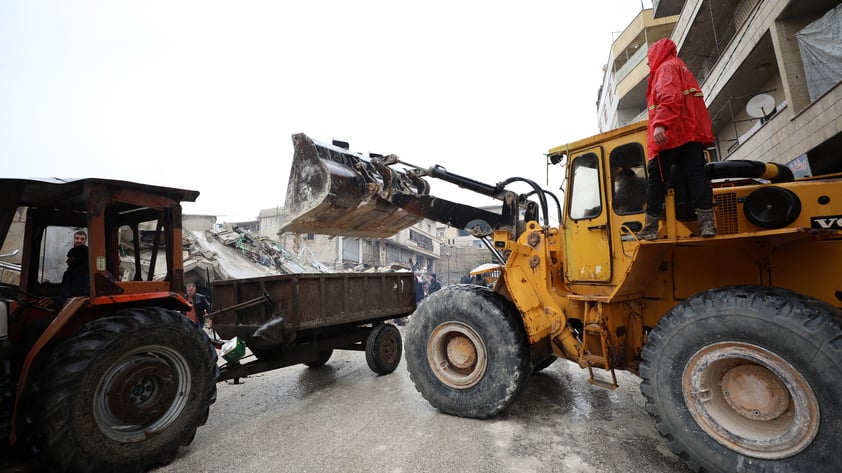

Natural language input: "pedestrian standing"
[637,38,716,240]
[185,282,210,329]
[428,273,441,294]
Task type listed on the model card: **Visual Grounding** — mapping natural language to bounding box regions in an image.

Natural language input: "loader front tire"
[640,286,842,473]
[27,307,218,473]
[405,285,530,419]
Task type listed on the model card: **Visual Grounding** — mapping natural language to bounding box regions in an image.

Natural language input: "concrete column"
[770,15,817,114]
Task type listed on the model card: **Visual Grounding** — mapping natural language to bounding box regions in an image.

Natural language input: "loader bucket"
[280,134,429,238]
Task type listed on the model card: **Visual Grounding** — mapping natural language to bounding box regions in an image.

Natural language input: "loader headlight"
[743,187,801,229]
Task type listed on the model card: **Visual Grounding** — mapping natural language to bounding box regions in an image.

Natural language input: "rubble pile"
[182,224,327,283]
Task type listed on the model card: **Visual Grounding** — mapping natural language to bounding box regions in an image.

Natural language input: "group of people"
[415,273,441,304]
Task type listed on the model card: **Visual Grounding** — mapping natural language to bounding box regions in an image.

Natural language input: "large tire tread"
[28,307,218,473]
[405,285,530,419]
[640,285,842,473]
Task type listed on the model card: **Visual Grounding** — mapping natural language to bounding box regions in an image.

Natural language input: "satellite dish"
[746,94,776,119]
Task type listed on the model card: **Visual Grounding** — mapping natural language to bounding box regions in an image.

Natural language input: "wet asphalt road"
[152,328,689,473]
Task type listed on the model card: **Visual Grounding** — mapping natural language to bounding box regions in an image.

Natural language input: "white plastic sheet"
[796,4,842,101]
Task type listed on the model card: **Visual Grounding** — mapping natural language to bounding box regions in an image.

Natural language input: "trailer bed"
[211,272,415,381]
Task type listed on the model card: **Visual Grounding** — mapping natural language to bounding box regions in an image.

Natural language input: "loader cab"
[550,122,649,290]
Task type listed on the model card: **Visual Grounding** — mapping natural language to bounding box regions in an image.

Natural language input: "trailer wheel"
[304,349,333,368]
[365,323,402,375]
[640,286,842,473]
[405,285,530,419]
[27,307,218,473]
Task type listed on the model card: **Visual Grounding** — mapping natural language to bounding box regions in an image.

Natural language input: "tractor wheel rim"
[427,321,487,389]
[94,345,191,442]
[683,342,819,459]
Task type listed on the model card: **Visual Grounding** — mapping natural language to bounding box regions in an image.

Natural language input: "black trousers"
[645,141,713,217]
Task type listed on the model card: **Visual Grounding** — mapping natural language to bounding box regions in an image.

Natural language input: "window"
[609,143,646,215]
[409,229,434,251]
[568,152,602,220]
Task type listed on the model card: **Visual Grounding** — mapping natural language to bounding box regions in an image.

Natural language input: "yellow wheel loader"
[281,122,842,473]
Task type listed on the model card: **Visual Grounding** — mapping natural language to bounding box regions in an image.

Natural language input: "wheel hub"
[107,357,178,424]
[427,321,487,389]
[721,364,789,421]
[683,342,819,459]
[446,335,477,369]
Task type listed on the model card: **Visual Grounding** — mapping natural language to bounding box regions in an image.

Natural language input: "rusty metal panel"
[211,272,415,341]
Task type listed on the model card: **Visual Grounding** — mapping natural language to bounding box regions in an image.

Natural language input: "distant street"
[153,328,688,473]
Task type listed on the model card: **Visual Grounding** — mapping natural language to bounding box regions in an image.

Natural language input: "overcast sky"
[1,1,651,222]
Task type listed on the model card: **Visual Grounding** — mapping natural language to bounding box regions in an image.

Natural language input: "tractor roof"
[0,178,200,246]
[1,178,200,210]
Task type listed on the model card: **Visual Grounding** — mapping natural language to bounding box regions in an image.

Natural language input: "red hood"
[648,38,677,73]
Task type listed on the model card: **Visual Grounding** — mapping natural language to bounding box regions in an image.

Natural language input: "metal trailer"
[210,272,416,382]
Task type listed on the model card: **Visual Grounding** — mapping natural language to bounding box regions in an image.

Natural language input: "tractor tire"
[27,307,218,473]
[640,286,842,473]
[365,323,402,375]
[405,285,530,419]
[304,349,333,368]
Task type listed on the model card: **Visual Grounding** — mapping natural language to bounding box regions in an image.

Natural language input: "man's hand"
[653,125,667,145]
[35,296,54,309]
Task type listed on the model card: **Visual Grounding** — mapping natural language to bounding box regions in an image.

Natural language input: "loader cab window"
[609,143,646,215]
[568,152,602,220]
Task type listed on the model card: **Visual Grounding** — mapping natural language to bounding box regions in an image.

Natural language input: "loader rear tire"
[365,323,402,375]
[27,307,218,473]
[405,285,530,419]
[640,286,842,473]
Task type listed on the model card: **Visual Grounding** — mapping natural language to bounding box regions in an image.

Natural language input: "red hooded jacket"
[646,38,714,159]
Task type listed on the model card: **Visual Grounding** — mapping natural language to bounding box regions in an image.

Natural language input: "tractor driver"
[35,245,90,310]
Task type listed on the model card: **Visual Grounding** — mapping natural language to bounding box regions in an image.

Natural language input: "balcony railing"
[614,44,649,85]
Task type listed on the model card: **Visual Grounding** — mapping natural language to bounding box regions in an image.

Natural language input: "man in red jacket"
[638,38,716,240]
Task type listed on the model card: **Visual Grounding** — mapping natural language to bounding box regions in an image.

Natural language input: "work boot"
[636,213,660,241]
[696,208,716,237]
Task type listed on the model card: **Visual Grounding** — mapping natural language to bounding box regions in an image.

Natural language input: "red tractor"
[0,178,218,472]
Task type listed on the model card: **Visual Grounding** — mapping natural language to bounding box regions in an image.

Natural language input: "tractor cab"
[1,178,199,306]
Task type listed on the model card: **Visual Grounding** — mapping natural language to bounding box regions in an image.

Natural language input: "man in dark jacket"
[185,283,210,328]
[36,244,90,309]
[428,273,441,294]
[638,38,716,240]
